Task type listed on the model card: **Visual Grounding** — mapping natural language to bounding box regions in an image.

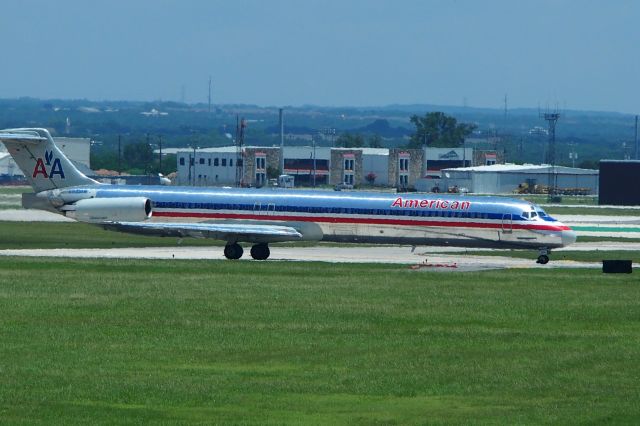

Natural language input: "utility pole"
[635,115,638,160]
[117,134,121,175]
[279,108,284,174]
[146,133,150,176]
[192,146,197,186]
[158,135,162,174]
[312,137,317,188]
[208,76,212,113]
[235,116,245,187]
[504,93,508,120]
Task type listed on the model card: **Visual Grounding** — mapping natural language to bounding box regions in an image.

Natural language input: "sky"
[0,0,638,113]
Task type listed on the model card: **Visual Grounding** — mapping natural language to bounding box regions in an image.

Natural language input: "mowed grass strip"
[0,258,639,424]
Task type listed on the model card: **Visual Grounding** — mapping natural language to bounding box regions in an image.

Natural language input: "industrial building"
[439,164,599,195]
[173,144,601,197]
[175,146,425,188]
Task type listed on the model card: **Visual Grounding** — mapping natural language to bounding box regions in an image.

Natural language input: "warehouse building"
[439,164,599,195]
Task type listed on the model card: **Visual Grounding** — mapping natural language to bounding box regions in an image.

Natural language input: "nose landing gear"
[536,247,550,265]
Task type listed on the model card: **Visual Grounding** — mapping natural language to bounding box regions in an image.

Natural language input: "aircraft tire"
[250,243,270,260]
[537,254,549,265]
[224,243,243,260]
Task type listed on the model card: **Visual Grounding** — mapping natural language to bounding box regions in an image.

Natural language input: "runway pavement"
[0,245,609,271]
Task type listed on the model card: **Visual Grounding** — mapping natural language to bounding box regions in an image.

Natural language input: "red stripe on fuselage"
[153,211,571,232]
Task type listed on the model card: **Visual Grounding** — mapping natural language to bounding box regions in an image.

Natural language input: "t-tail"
[0,128,97,192]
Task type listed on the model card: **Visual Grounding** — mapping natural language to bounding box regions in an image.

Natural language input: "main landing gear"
[536,247,550,265]
[223,243,270,260]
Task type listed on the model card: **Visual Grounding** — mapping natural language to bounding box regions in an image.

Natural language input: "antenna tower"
[208,76,212,113]
[540,111,561,200]
[504,94,508,119]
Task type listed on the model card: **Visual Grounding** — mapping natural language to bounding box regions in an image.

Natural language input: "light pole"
[192,146,197,186]
[158,135,162,174]
[312,137,317,187]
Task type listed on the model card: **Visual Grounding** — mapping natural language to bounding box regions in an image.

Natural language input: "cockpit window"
[531,211,538,218]
[522,211,530,219]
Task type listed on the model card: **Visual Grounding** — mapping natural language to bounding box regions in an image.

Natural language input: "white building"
[175,147,238,186]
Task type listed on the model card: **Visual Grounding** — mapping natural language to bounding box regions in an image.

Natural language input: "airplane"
[0,128,577,264]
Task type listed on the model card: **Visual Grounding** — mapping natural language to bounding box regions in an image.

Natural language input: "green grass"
[0,185,30,195]
[545,206,640,217]
[516,194,598,206]
[0,221,225,249]
[0,186,25,210]
[459,249,640,263]
[0,258,639,424]
[577,236,640,243]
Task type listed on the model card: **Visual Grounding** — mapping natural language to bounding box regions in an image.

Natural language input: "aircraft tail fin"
[0,128,98,192]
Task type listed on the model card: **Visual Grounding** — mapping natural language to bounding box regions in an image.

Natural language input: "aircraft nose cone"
[561,228,577,247]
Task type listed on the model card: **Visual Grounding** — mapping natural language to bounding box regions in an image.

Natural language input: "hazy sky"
[1,0,638,112]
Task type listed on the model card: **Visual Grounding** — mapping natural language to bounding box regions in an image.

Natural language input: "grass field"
[0,258,639,424]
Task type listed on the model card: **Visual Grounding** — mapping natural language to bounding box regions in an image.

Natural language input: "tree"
[368,134,384,148]
[365,172,377,185]
[409,112,476,149]
[335,132,365,148]
[123,141,153,171]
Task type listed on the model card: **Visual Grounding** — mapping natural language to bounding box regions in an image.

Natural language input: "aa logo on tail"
[33,150,65,179]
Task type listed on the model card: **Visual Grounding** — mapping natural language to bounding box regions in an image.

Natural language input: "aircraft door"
[267,203,276,216]
[501,213,513,233]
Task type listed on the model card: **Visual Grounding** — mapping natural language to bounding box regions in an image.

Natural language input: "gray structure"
[440,164,599,195]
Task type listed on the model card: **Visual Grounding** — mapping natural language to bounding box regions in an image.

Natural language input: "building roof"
[331,147,389,155]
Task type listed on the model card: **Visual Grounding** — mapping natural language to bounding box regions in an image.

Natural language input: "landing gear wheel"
[250,243,270,260]
[224,243,243,260]
[537,254,549,265]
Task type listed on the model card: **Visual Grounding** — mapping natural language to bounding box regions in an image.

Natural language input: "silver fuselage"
[38,185,577,250]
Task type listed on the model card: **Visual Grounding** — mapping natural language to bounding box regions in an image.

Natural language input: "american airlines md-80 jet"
[0,128,576,264]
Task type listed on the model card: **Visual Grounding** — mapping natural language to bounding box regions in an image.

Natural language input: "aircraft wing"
[102,221,304,243]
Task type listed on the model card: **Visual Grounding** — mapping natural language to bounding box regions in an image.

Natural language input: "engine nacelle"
[73,197,152,223]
